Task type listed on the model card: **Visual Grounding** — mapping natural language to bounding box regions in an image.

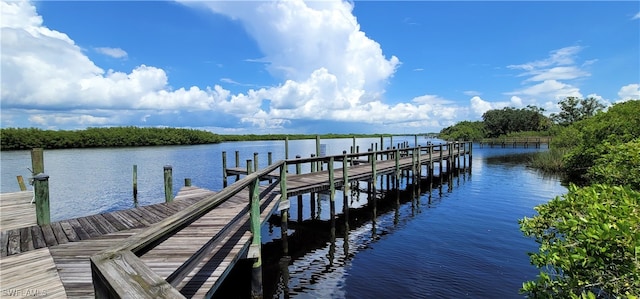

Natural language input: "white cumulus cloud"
[95,47,128,59]
[617,83,640,102]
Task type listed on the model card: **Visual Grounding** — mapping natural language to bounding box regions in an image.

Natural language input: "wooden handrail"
[91,161,284,298]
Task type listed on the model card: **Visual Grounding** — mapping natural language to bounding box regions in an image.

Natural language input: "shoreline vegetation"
[0,127,416,151]
[440,97,640,298]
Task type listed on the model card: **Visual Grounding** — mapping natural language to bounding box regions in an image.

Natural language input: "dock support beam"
[222,151,228,187]
[279,163,289,256]
[164,165,173,203]
[249,175,263,299]
[33,173,50,225]
[31,148,44,175]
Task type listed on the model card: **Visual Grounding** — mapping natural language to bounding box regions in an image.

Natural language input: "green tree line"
[439,105,553,140]
[0,127,223,150]
[0,127,400,151]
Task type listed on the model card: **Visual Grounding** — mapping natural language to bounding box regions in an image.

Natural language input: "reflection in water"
[214,149,566,298]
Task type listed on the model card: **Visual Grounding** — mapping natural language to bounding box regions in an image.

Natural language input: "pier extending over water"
[0,139,471,298]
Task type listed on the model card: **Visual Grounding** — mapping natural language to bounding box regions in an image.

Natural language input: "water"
[0,138,565,298]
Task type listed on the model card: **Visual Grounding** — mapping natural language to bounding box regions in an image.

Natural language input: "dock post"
[295,156,301,175]
[329,156,337,266]
[164,165,173,203]
[249,175,263,298]
[463,143,467,170]
[279,163,289,256]
[429,144,433,177]
[268,152,273,183]
[439,144,443,176]
[222,151,228,187]
[133,165,138,206]
[469,142,473,170]
[16,175,27,191]
[254,152,259,173]
[285,137,289,159]
[235,151,241,181]
[310,154,316,172]
[414,135,418,147]
[184,178,192,187]
[395,148,400,184]
[33,173,50,225]
[342,151,350,232]
[353,136,357,154]
[329,157,335,197]
[371,151,377,190]
[316,135,321,171]
[31,148,44,174]
[380,136,384,152]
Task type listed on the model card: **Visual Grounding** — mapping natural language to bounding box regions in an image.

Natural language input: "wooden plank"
[0,247,67,298]
[119,209,152,227]
[30,225,47,249]
[101,212,129,231]
[19,226,34,252]
[51,222,70,244]
[68,218,91,240]
[40,223,59,247]
[91,214,118,234]
[77,217,102,238]
[7,229,20,255]
[0,230,7,257]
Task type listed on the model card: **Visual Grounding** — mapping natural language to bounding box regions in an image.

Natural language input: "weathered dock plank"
[0,191,36,231]
[0,247,67,298]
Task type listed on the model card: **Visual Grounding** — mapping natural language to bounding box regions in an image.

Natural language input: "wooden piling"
[222,151,228,187]
[342,152,350,233]
[439,144,443,176]
[254,152,259,173]
[249,175,263,299]
[163,165,173,203]
[16,175,27,191]
[279,163,289,256]
[285,137,289,159]
[31,148,44,174]
[184,178,192,187]
[235,151,241,181]
[33,173,50,225]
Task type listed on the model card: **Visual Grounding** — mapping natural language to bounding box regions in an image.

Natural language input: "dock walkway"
[0,141,472,298]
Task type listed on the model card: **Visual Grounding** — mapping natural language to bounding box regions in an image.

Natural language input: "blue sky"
[1,1,639,134]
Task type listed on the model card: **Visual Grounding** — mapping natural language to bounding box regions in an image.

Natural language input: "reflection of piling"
[133,165,138,206]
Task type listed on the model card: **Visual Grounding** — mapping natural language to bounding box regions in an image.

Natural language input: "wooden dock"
[0,141,471,298]
[478,136,551,148]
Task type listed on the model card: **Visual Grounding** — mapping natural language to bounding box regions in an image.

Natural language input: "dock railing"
[90,141,471,298]
[90,161,284,298]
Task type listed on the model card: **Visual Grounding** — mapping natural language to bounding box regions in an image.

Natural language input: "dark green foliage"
[587,138,640,190]
[562,100,640,182]
[519,184,640,298]
[482,106,550,137]
[0,128,401,151]
[551,96,606,126]
[0,127,222,150]
[438,121,486,141]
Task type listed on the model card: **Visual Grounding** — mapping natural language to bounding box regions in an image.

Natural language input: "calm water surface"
[0,138,565,298]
